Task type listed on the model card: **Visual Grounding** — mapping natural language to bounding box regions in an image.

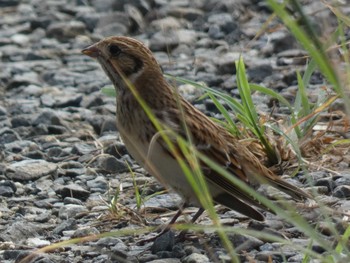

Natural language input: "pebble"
[151,230,175,254]
[55,184,90,201]
[5,160,57,181]
[53,218,77,235]
[25,237,51,247]
[58,204,89,219]
[96,154,129,174]
[183,253,210,263]
[0,180,17,197]
[72,227,99,238]
[333,185,350,198]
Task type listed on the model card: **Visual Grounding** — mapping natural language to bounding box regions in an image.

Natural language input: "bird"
[81,36,311,230]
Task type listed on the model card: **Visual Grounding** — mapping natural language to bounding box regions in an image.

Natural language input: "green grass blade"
[207,93,240,135]
[101,86,116,97]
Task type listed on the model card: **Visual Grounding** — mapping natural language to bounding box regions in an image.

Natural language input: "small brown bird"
[82,36,310,224]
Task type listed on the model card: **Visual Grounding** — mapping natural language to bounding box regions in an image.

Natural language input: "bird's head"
[82,36,163,92]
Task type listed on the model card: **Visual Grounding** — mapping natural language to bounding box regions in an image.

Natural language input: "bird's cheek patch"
[112,55,138,77]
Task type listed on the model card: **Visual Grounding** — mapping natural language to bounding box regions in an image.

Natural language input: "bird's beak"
[82,45,100,58]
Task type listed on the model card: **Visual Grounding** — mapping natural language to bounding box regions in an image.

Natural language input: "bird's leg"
[176,207,205,241]
[137,202,187,245]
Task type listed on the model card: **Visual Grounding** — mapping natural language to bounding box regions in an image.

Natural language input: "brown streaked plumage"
[82,36,311,224]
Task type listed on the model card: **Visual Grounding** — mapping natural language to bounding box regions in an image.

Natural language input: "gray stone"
[59,161,86,177]
[4,140,38,153]
[71,143,96,155]
[58,204,89,219]
[33,110,62,126]
[148,259,180,263]
[6,160,57,181]
[25,237,51,248]
[100,117,117,133]
[143,193,181,209]
[34,211,52,223]
[334,174,350,186]
[63,197,84,205]
[41,92,82,108]
[86,176,108,192]
[183,253,210,263]
[0,180,16,197]
[72,227,99,238]
[168,7,203,21]
[53,218,77,235]
[314,178,336,193]
[151,231,175,254]
[97,155,129,174]
[96,237,125,247]
[215,52,240,75]
[55,184,90,201]
[46,21,86,41]
[150,17,181,31]
[11,116,31,128]
[333,185,350,198]
[231,234,264,253]
[149,31,180,51]
[247,64,273,83]
[94,12,130,37]
[0,221,40,242]
[0,127,21,144]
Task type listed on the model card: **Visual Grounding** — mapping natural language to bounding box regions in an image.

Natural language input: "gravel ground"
[0,0,350,262]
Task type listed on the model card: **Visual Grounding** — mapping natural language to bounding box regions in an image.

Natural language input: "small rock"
[231,234,264,252]
[64,197,84,205]
[208,13,237,34]
[276,49,308,66]
[47,21,86,41]
[1,221,40,242]
[59,161,86,177]
[333,185,350,198]
[183,253,210,263]
[53,218,77,235]
[151,231,175,254]
[314,178,336,193]
[10,34,30,46]
[97,154,129,174]
[149,31,180,52]
[334,174,350,186]
[55,184,90,201]
[33,110,61,126]
[151,17,182,31]
[86,176,108,192]
[167,7,203,21]
[148,259,180,263]
[0,180,17,197]
[72,227,99,238]
[0,127,21,144]
[215,52,240,75]
[11,116,31,128]
[143,193,181,209]
[4,140,38,153]
[71,143,96,155]
[255,251,285,262]
[58,204,89,219]
[5,160,57,181]
[25,238,51,248]
[34,211,52,223]
[247,64,273,83]
[100,117,117,133]
[96,237,125,248]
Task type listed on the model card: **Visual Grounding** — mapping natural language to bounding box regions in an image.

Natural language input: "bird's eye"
[109,45,121,56]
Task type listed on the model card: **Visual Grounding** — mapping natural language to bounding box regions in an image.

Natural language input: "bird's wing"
[156,100,310,215]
